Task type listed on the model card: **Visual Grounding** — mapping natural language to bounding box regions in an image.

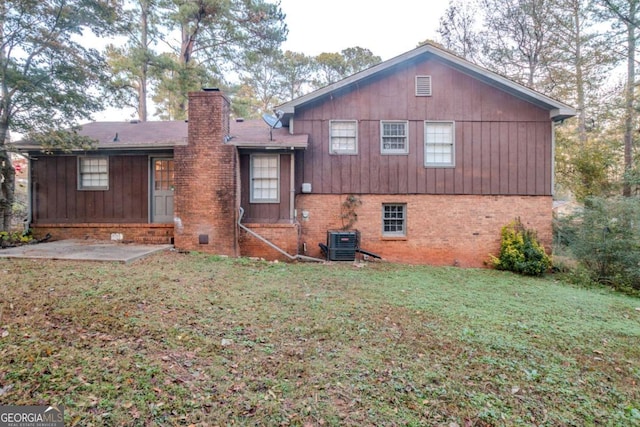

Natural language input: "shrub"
[556,196,640,292]
[0,229,33,247]
[491,218,551,276]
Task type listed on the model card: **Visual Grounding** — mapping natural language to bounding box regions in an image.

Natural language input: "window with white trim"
[250,154,279,203]
[381,121,409,154]
[78,156,109,190]
[424,121,455,167]
[382,203,406,237]
[330,120,358,154]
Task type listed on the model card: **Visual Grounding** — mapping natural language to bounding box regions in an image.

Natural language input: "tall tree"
[0,0,118,231]
[277,50,314,100]
[601,0,640,197]
[106,0,167,121]
[236,49,284,116]
[437,0,482,61]
[546,0,620,198]
[480,0,556,89]
[151,51,212,120]
[547,0,610,140]
[312,47,381,89]
[153,0,288,119]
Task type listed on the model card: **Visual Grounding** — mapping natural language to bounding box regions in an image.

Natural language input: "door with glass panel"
[151,158,174,223]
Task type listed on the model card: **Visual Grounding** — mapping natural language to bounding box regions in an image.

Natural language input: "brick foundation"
[238,223,300,261]
[30,223,174,244]
[295,194,552,267]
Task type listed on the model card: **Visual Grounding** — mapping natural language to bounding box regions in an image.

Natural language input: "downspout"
[551,121,556,196]
[238,207,324,262]
[290,152,295,221]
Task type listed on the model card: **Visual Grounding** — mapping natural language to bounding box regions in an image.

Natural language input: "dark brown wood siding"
[31,155,149,223]
[240,152,292,222]
[293,57,553,196]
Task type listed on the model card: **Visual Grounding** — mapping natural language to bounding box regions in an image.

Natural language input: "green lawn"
[1,252,639,426]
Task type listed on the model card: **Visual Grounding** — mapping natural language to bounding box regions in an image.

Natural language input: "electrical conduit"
[238,207,324,262]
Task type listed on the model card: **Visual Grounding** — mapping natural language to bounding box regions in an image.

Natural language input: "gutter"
[238,207,324,263]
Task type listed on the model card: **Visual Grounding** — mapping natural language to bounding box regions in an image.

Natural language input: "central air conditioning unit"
[327,230,359,261]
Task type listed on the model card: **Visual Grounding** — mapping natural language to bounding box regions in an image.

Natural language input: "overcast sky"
[279,0,449,60]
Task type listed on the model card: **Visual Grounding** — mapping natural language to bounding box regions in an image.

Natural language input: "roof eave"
[278,43,576,120]
[16,142,185,153]
[229,141,308,150]
[550,108,576,122]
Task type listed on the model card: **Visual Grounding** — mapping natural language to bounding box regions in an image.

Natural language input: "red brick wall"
[31,223,173,244]
[238,223,300,261]
[173,90,239,255]
[295,194,552,267]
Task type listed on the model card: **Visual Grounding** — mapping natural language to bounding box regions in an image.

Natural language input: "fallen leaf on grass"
[0,384,13,396]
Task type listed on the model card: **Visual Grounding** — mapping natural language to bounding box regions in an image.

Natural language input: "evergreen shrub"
[492,218,551,276]
[555,197,640,292]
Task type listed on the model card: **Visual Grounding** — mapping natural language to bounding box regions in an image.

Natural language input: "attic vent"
[415,75,432,96]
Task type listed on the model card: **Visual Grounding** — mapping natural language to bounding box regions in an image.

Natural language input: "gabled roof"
[278,43,576,123]
[76,121,189,148]
[15,121,189,151]
[15,119,307,151]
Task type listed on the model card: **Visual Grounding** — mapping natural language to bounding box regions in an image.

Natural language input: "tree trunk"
[0,122,15,232]
[573,1,587,144]
[0,2,15,232]
[623,2,636,197]
[138,0,149,122]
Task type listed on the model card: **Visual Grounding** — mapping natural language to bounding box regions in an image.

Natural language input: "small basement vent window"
[415,75,432,96]
[382,204,406,237]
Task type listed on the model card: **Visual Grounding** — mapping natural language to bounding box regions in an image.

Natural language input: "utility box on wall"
[327,230,359,261]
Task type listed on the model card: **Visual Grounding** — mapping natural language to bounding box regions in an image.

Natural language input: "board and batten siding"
[31,155,149,223]
[293,57,553,196]
[239,152,292,223]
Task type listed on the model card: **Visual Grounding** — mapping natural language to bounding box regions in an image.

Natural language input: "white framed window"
[78,156,109,190]
[381,121,409,154]
[250,154,279,203]
[382,204,406,237]
[416,75,432,96]
[330,120,358,154]
[424,121,455,167]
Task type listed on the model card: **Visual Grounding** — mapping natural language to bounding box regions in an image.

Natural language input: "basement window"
[382,203,406,237]
[250,154,279,203]
[78,156,109,190]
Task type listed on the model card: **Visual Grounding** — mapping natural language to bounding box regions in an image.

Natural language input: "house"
[17,43,575,267]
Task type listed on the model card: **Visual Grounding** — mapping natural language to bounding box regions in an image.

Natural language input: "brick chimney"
[173,89,239,255]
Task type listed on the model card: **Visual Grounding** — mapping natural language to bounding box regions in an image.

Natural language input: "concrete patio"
[0,239,173,263]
